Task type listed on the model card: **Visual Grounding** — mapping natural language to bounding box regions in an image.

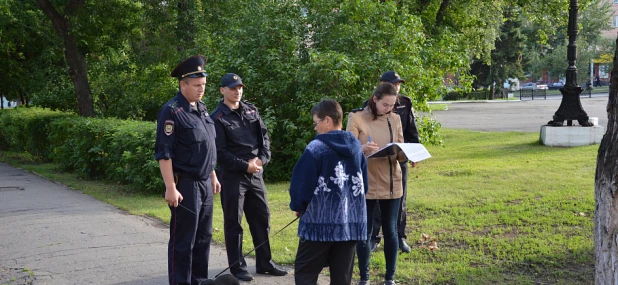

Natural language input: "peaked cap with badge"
[380,70,406,84]
[220,73,246,88]
[170,55,208,79]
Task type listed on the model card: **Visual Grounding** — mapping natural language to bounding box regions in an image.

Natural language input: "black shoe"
[399,238,411,253]
[232,271,254,281]
[256,266,288,276]
[370,239,379,252]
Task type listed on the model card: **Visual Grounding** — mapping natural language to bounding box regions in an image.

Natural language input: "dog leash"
[214,216,300,278]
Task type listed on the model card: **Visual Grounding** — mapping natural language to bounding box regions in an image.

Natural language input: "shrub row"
[0,107,162,193]
[443,90,490,101]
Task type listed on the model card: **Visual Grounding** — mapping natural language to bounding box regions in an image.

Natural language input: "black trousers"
[372,162,408,240]
[294,240,357,285]
[220,171,275,274]
[168,177,213,285]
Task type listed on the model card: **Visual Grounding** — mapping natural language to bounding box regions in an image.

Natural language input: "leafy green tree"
[35,0,95,117]
[0,1,57,107]
[520,0,611,85]
[470,6,526,97]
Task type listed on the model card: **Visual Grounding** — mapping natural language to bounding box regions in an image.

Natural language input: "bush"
[443,91,463,101]
[442,90,489,101]
[49,117,126,177]
[0,107,76,158]
[467,90,488,100]
[1,107,161,194]
[106,121,161,193]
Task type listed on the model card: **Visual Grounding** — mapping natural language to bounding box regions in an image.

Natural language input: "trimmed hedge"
[443,90,490,101]
[0,107,76,158]
[0,107,162,193]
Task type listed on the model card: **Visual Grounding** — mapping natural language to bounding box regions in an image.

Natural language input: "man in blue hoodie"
[289,99,369,285]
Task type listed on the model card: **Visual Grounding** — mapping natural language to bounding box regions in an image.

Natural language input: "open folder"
[367,143,432,162]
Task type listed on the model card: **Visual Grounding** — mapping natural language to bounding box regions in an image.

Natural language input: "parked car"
[520,82,548,90]
[520,82,535,90]
[552,82,564,88]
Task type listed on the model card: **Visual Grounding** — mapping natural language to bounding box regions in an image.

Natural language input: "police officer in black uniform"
[367,71,419,254]
[154,55,221,285]
[211,73,288,282]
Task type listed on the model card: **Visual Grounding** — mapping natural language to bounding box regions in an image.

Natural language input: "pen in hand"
[368,135,371,143]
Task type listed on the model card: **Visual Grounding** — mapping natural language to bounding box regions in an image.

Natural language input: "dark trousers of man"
[220,171,275,274]
[372,162,408,242]
[294,240,357,285]
[168,177,213,285]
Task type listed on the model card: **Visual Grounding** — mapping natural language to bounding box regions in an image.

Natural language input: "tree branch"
[35,0,67,36]
[65,0,86,16]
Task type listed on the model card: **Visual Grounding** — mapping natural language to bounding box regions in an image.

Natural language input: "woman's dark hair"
[367,83,398,120]
[311,99,343,126]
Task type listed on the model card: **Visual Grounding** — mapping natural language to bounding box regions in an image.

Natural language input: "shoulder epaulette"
[242,101,258,110]
[169,99,183,114]
[210,108,224,120]
[398,95,412,104]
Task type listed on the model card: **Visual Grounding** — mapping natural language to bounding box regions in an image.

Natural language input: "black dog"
[199,274,240,285]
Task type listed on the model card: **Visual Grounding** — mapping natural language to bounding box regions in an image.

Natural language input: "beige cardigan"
[346,107,406,200]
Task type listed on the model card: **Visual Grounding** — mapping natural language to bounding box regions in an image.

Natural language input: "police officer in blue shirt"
[154,55,221,285]
[211,73,288,281]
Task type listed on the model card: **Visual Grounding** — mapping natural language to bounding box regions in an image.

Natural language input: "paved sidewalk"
[0,163,324,285]
[430,95,609,132]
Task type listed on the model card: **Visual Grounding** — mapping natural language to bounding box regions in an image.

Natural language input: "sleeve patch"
[164,120,175,136]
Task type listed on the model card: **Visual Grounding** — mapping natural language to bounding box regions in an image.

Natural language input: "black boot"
[399,237,411,253]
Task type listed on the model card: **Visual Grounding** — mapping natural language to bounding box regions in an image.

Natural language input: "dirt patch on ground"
[0,266,34,285]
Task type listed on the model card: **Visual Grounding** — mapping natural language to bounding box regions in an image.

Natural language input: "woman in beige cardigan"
[347,83,407,285]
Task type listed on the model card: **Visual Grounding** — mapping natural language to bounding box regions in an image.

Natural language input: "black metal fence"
[519,89,546,100]
[519,88,593,100]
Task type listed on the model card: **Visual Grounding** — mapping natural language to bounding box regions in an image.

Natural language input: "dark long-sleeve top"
[154,92,217,180]
[211,100,271,173]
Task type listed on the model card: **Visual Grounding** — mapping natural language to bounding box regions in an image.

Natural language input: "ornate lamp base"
[547,86,593,127]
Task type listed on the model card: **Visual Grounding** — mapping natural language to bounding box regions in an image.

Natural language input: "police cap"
[380,70,405,84]
[170,55,208,79]
[220,73,246,88]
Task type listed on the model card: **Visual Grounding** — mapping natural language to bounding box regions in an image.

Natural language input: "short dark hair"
[311,99,343,127]
[367,83,398,120]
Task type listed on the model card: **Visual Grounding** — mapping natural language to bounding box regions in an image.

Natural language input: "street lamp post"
[547,0,593,127]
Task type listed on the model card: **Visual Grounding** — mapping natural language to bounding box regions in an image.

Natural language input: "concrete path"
[0,163,323,285]
[430,95,609,132]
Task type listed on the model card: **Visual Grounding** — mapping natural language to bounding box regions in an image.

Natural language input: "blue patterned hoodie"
[289,130,368,242]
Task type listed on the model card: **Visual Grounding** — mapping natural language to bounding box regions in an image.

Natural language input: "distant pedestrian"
[154,55,221,285]
[289,99,368,285]
[595,75,601,87]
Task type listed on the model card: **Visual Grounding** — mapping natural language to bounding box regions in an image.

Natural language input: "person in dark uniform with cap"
[154,55,221,285]
[366,71,420,254]
[211,73,288,282]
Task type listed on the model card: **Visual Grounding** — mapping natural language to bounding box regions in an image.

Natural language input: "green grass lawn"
[0,129,597,284]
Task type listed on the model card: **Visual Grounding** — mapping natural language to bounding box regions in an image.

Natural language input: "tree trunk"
[435,0,451,27]
[418,0,431,14]
[489,85,495,100]
[36,0,95,117]
[595,38,618,284]
[19,93,28,107]
[176,0,196,54]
